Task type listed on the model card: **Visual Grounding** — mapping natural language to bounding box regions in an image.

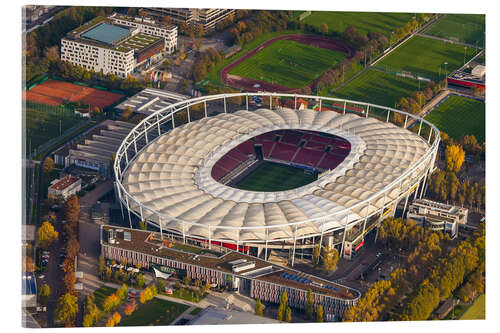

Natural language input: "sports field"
[461,294,485,320]
[334,69,421,108]
[24,79,124,109]
[301,11,414,38]
[377,36,481,81]
[235,162,317,192]
[228,39,346,89]
[425,95,485,142]
[424,14,485,47]
[25,101,88,154]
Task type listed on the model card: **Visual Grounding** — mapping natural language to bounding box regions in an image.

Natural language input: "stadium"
[113,93,440,265]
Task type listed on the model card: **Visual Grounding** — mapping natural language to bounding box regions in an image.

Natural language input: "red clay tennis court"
[24,79,124,109]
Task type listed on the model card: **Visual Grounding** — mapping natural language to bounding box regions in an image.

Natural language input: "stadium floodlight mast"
[113,93,439,265]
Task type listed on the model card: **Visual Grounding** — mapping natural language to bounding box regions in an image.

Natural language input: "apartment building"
[109,13,178,54]
[144,8,236,34]
[60,16,167,78]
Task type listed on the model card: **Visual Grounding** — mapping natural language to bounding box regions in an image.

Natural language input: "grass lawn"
[461,294,485,320]
[170,287,206,303]
[377,35,480,81]
[229,39,346,89]
[334,69,422,108]
[119,298,189,326]
[424,14,485,47]
[190,307,203,315]
[172,242,205,254]
[235,161,317,192]
[301,11,414,38]
[25,101,88,155]
[94,286,117,310]
[425,94,485,142]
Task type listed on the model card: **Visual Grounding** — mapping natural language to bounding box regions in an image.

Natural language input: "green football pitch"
[377,36,480,81]
[334,69,421,108]
[424,14,485,47]
[25,101,87,155]
[228,39,347,89]
[234,161,317,192]
[301,11,414,38]
[425,94,485,142]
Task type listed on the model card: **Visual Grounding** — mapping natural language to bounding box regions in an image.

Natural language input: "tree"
[445,144,465,174]
[83,294,99,327]
[98,255,105,277]
[102,293,120,312]
[312,244,320,266]
[37,221,58,249]
[127,7,138,16]
[23,256,36,272]
[157,279,166,293]
[121,105,134,120]
[43,157,55,174]
[38,284,51,306]
[255,299,263,316]
[91,106,101,117]
[285,306,292,322]
[322,246,339,272]
[63,272,76,294]
[138,220,147,230]
[124,301,136,316]
[319,23,328,35]
[183,275,191,286]
[117,284,128,302]
[136,273,145,288]
[55,293,78,327]
[316,304,324,322]
[163,58,170,68]
[277,291,288,321]
[64,194,80,224]
[305,289,314,319]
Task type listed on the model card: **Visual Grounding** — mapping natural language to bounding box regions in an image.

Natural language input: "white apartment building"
[60,38,135,78]
[109,14,178,54]
[60,17,166,79]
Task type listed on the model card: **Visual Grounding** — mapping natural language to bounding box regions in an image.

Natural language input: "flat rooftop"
[115,88,189,115]
[49,176,80,191]
[102,225,358,300]
[81,22,130,45]
[189,307,279,325]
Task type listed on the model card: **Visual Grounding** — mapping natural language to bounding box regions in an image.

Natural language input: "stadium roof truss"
[114,93,440,262]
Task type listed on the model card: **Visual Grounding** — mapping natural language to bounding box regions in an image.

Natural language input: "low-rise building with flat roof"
[100,225,360,319]
[48,176,82,200]
[188,307,279,325]
[115,87,189,116]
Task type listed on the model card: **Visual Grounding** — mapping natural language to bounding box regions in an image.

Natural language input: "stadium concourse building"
[113,93,440,265]
[61,14,177,78]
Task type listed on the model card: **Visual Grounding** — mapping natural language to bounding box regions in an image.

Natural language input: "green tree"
[117,284,128,302]
[316,304,324,322]
[83,294,99,327]
[312,244,320,266]
[183,275,191,286]
[285,306,292,322]
[37,221,58,249]
[98,255,105,277]
[277,291,288,321]
[38,284,51,306]
[255,299,263,316]
[305,289,314,319]
[138,220,147,230]
[157,279,166,293]
[322,246,339,272]
[55,293,79,327]
[136,273,145,288]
